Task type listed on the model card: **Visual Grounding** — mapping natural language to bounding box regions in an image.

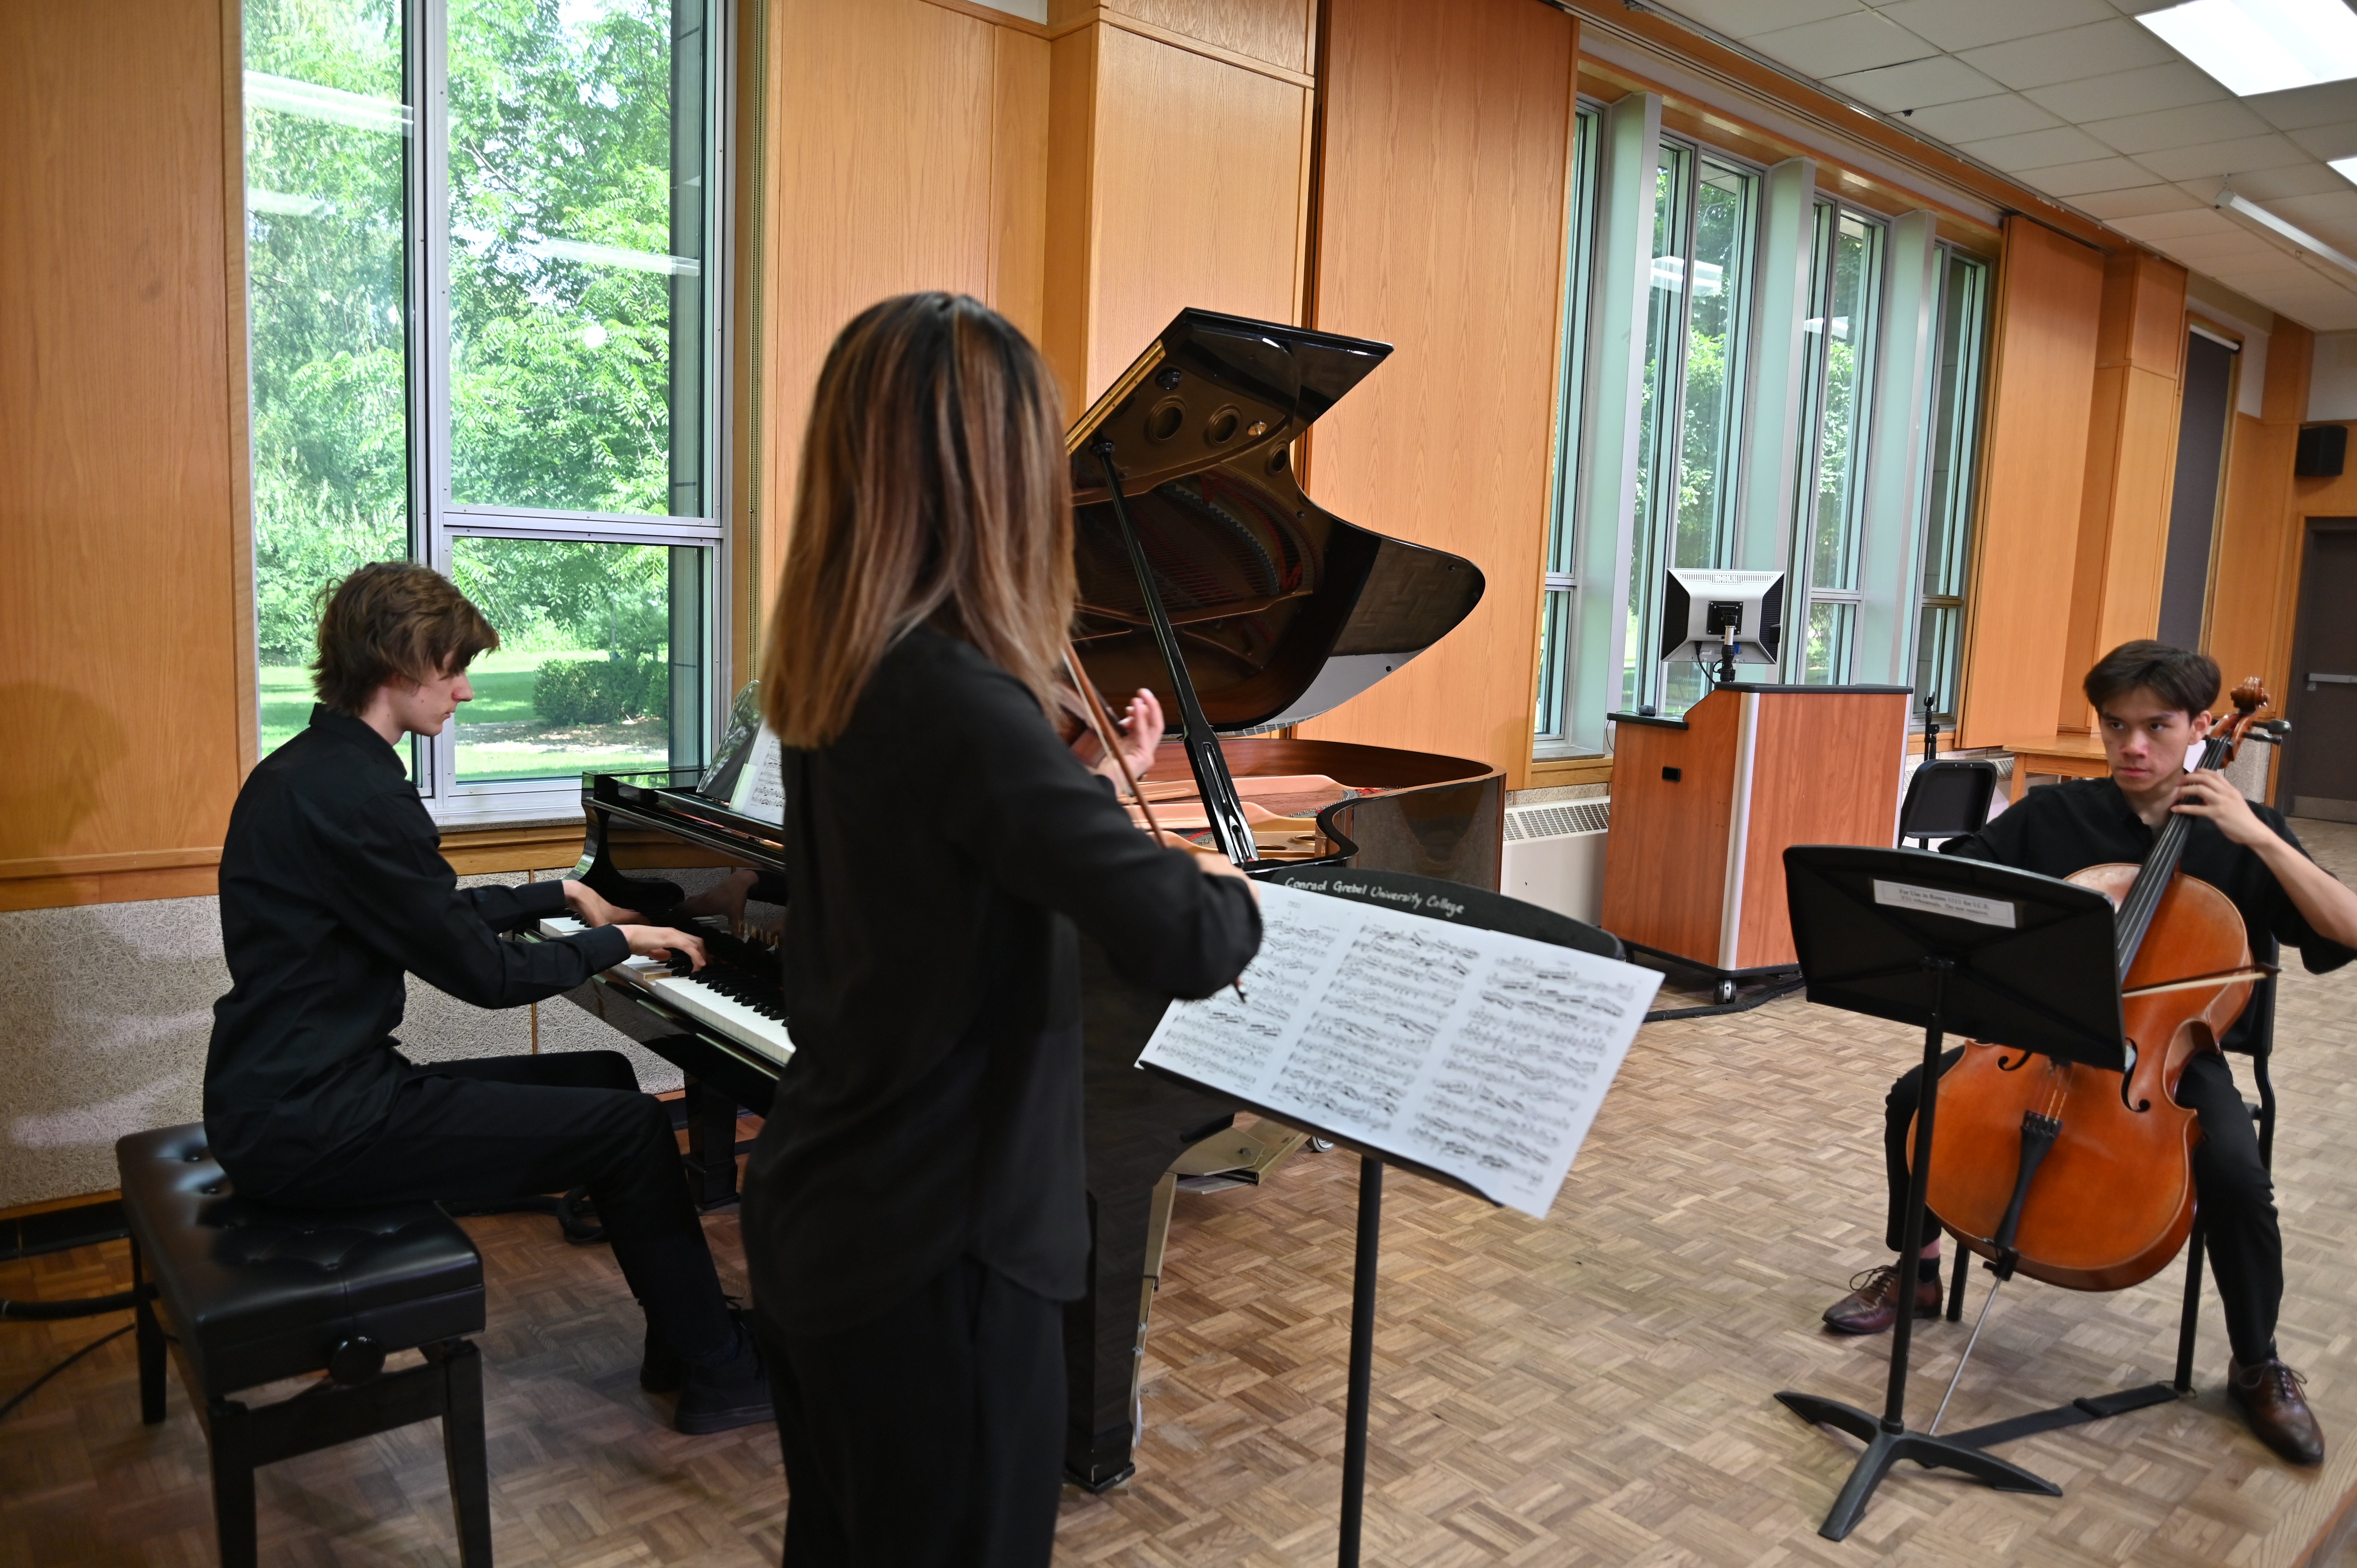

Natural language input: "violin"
[1918,678,2274,1293]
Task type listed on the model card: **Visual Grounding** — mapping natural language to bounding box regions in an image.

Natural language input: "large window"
[243,0,726,821]
[1791,203,1883,684]
[1622,143,1758,716]
[1534,104,1601,743]
[1913,248,1990,726]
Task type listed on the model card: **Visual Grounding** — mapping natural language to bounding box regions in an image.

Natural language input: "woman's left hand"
[1096,687,1164,784]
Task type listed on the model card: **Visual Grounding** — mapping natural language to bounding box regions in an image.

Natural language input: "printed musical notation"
[1138,883,1660,1218]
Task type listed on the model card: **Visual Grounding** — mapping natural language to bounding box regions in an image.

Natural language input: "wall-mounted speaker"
[2296,423,2347,478]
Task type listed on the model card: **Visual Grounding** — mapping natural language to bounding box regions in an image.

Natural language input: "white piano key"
[537,917,794,1067]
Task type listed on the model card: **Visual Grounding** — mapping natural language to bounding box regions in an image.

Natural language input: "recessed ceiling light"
[2138,0,2357,97]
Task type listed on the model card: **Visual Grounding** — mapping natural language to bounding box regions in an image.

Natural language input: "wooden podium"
[1601,683,1910,990]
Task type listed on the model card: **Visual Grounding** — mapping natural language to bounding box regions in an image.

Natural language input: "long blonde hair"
[761,293,1074,747]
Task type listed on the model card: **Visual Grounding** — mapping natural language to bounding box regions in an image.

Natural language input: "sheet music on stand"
[1139,883,1661,1218]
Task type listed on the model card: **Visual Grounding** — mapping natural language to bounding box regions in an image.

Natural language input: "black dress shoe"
[675,1323,772,1436]
[640,1298,748,1393]
[2229,1356,2325,1466]
[1822,1264,1944,1335]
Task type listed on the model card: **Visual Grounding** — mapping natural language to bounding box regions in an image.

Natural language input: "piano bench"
[114,1124,491,1568]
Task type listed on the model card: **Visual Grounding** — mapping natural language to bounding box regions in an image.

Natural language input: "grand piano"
[549,309,1504,1488]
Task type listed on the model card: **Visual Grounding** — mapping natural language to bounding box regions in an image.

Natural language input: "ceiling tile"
[2288,124,2357,161]
[2009,154,2162,195]
[1653,0,1865,39]
[2103,0,2180,14]
[2110,208,2243,240]
[1901,93,2064,142]
[1824,55,2006,112]
[2246,80,2357,132]
[1746,11,1938,76]
[2136,134,2311,180]
[2158,233,2291,264]
[1957,19,2179,90]
[2073,184,2207,218]
[2082,99,2272,154]
[2225,164,2355,201]
[2267,190,2357,230]
[2021,63,2228,123]
[1956,124,2116,171]
[1876,0,2122,52]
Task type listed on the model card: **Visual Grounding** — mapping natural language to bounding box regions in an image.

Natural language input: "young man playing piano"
[1820,641,2357,1465]
[204,562,770,1434]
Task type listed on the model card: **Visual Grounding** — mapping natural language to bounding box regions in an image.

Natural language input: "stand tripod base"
[1775,1391,2061,1542]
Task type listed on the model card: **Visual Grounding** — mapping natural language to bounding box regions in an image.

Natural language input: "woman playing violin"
[737,293,1263,1567]
[1821,641,2357,1466]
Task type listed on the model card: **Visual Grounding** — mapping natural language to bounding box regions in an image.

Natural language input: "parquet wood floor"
[5,823,2356,1566]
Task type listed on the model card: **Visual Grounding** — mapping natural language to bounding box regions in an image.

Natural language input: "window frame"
[1534,100,1603,745]
[1624,139,1760,717]
[1788,198,1886,686]
[1911,243,1992,729]
[245,0,735,826]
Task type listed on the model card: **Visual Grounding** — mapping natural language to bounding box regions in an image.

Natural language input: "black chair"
[117,1125,491,1568]
[1898,759,2000,848]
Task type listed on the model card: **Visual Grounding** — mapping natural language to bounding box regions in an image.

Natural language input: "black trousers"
[760,1258,1064,1568]
[1886,1047,2281,1364]
[277,1051,734,1363]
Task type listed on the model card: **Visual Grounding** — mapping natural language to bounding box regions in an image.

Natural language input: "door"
[2281,519,2357,822]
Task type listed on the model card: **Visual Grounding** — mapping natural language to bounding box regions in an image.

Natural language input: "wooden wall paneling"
[1062,25,1312,403]
[758,0,1047,600]
[2211,321,2311,756]
[1953,217,2105,752]
[0,0,248,908]
[1733,690,1907,969]
[1293,0,1577,786]
[1597,701,1739,964]
[2056,250,2187,732]
[1094,0,1313,74]
[990,28,1054,349]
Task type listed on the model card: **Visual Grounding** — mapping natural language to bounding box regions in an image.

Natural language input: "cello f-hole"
[1997,1049,2033,1072]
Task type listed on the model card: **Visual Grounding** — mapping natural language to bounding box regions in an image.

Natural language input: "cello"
[1918,678,2276,1294]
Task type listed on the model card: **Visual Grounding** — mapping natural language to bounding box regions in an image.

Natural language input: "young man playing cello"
[1821,641,2357,1465]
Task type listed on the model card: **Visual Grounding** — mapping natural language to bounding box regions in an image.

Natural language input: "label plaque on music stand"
[1774,844,2124,1541]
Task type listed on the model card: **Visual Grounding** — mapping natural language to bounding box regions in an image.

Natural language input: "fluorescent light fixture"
[2138,0,2357,96]
[2333,155,2357,187]
[2215,187,2357,281]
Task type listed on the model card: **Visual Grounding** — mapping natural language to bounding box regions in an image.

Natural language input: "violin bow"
[1061,641,1173,847]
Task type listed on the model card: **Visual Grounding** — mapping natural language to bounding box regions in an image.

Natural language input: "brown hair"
[760,293,1073,748]
[2083,639,2220,720]
[312,562,500,713]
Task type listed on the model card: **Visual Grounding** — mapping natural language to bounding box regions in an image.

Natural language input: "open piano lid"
[1067,309,1483,735]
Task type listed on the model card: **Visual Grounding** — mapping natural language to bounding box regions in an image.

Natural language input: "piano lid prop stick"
[1062,641,1246,1005]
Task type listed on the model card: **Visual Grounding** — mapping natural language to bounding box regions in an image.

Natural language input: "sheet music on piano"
[1138,883,1659,1218]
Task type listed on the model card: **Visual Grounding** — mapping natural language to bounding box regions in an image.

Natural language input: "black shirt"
[1940,776,2353,1046]
[740,627,1262,1335]
[205,705,630,1194]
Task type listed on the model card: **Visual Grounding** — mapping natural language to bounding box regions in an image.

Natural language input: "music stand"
[1773,844,2125,1541]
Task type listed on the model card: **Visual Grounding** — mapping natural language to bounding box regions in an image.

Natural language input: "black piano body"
[552,311,1504,1489]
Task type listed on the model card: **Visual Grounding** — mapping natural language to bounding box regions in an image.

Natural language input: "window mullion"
[415,0,454,801]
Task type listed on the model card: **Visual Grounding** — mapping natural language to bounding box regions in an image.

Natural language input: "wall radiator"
[1501,798,1610,926]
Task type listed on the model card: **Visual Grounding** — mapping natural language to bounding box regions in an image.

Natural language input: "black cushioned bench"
[117,1124,492,1567]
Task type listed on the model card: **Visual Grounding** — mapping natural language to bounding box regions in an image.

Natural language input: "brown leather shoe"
[1822,1264,1944,1335]
[2228,1356,2325,1465]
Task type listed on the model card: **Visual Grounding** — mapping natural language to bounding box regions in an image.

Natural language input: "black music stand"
[1773,845,2125,1541]
[1147,867,1624,1568]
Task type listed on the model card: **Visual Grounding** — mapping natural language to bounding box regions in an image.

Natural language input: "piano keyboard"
[539,916,795,1068]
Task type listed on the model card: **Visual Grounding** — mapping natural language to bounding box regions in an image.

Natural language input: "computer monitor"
[1660,568,1783,671]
